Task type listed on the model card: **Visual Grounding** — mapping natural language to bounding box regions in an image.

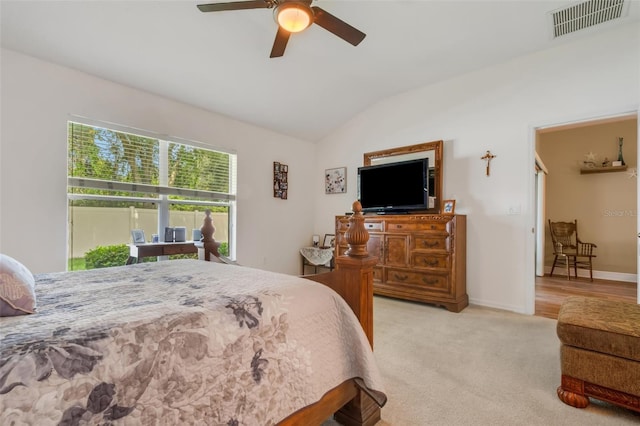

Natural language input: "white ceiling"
[2,0,638,142]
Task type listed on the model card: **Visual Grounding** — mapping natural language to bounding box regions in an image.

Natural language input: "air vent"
[551,0,627,38]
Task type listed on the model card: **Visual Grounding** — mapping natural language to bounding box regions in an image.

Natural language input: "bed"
[0,202,386,425]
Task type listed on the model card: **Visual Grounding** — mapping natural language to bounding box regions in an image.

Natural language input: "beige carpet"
[334,296,639,426]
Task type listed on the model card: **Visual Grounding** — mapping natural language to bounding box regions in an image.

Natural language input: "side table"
[300,246,334,275]
[126,241,198,264]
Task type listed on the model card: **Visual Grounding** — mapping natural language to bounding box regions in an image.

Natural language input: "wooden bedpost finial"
[345,201,370,258]
[201,209,215,243]
[200,209,221,258]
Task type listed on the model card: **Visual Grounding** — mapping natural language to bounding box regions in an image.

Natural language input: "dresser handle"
[422,277,439,285]
[422,241,438,248]
[394,274,408,281]
[421,258,438,267]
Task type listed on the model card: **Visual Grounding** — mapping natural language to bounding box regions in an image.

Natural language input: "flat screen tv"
[358,158,429,213]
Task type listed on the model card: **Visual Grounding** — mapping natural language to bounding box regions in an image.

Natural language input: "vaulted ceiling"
[2,1,638,141]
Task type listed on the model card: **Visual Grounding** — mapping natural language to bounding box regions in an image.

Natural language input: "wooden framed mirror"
[363,140,443,213]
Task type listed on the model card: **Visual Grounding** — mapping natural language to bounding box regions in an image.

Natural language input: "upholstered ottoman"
[556,296,640,412]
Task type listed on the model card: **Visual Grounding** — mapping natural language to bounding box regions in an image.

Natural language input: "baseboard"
[542,267,637,283]
[468,297,526,314]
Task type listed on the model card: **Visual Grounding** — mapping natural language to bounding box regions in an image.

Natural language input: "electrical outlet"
[508,205,521,215]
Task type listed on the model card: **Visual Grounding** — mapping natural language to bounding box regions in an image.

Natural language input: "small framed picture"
[442,199,456,215]
[325,167,347,194]
[323,234,336,248]
[131,229,146,244]
[273,161,288,200]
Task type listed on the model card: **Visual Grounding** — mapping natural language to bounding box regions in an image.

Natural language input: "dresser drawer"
[364,221,384,231]
[412,235,449,251]
[338,219,384,232]
[411,252,450,269]
[386,221,448,232]
[384,268,450,293]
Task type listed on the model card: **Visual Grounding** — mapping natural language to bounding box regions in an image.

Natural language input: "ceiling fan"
[197,0,366,58]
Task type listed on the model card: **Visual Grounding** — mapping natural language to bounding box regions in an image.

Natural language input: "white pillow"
[0,254,36,316]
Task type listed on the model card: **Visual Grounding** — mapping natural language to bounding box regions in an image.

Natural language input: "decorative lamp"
[274,3,313,33]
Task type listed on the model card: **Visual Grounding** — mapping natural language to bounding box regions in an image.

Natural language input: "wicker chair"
[548,220,597,281]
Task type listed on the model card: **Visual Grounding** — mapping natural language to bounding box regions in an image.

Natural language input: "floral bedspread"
[0,260,385,425]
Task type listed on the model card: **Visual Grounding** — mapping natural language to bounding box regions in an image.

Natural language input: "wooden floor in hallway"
[535,274,637,320]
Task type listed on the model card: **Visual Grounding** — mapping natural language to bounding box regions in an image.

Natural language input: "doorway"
[532,113,639,316]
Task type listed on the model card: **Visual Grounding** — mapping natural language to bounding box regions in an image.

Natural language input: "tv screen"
[358,158,429,213]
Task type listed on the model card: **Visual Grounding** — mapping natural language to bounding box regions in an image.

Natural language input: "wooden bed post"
[197,209,221,261]
[335,201,378,347]
[305,201,377,347]
[302,201,381,426]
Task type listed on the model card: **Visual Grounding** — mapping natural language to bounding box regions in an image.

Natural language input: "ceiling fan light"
[275,4,312,33]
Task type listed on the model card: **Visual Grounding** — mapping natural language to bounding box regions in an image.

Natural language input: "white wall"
[0,48,316,275]
[3,25,638,313]
[314,24,640,313]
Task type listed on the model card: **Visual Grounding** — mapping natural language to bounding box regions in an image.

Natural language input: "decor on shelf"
[323,234,336,248]
[480,150,496,176]
[325,167,346,194]
[312,234,320,247]
[442,200,456,215]
[131,229,145,244]
[273,162,288,200]
[174,226,186,242]
[583,151,596,168]
[617,137,625,165]
[164,227,175,242]
[580,149,628,174]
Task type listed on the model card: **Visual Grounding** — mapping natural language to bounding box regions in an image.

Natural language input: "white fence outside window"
[68,207,228,258]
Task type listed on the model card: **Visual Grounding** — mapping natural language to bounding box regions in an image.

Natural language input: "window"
[67,120,236,270]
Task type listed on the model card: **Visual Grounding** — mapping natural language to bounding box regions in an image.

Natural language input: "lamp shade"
[275,3,313,33]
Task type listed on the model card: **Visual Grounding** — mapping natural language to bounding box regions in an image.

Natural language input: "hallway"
[535,275,637,319]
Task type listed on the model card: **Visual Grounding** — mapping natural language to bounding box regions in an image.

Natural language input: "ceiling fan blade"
[311,6,366,46]
[270,26,291,58]
[197,1,270,13]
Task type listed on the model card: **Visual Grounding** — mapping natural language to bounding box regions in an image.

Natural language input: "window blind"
[68,122,236,202]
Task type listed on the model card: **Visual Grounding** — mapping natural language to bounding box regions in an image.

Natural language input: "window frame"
[67,117,237,267]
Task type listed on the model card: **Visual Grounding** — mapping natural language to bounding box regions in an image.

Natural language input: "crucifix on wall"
[481,150,496,176]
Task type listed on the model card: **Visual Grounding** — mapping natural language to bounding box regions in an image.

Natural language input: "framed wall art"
[325,167,346,194]
[273,162,288,200]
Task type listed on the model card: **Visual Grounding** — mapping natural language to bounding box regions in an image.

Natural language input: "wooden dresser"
[335,214,467,312]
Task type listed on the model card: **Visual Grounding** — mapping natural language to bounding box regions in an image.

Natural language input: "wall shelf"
[580,165,628,174]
